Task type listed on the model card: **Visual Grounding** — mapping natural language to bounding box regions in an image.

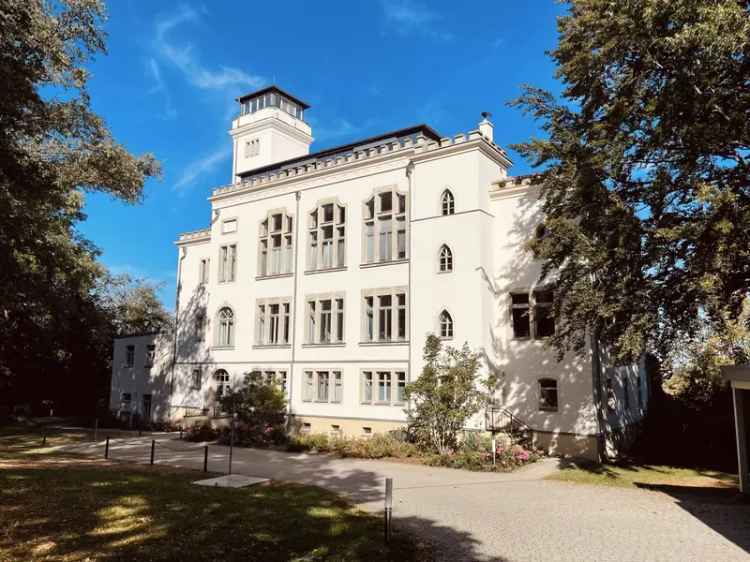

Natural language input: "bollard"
[94,418,99,443]
[104,436,110,459]
[138,429,142,437]
[384,478,393,543]
[179,427,183,440]
[41,432,46,446]
[203,445,208,473]
[150,439,155,465]
[228,420,234,475]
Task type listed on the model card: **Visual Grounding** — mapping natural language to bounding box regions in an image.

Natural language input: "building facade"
[110,86,649,458]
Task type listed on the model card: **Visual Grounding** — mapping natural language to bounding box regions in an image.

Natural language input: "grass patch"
[547,459,738,490]
[0,427,428,561]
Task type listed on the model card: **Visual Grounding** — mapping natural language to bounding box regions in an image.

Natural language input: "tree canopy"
[512,0,750,363]
[0,0,163,415]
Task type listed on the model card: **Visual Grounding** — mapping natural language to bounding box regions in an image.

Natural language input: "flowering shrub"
[425,442,541,472]
[287,433,419,459]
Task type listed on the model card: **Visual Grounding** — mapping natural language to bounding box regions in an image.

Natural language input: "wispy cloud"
[380,0,453,41]
[154,5,266,91]
[173,145,231,192]
[146,58,177,119]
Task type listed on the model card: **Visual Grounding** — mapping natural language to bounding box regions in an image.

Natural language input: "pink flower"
[515,450,530,461]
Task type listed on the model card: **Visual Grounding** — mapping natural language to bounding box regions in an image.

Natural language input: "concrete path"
[58,434,749,562]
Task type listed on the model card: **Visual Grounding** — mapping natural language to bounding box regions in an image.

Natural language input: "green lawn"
[0,426,428,561]
[547,459,738,490]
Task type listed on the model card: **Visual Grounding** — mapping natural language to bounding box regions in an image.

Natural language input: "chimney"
[479,111,494,142]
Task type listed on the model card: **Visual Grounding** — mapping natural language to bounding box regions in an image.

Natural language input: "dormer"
[230,85,313,181]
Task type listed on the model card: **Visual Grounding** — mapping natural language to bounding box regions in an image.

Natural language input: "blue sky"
[79,0,566,308]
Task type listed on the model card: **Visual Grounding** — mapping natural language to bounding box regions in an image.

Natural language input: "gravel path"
[58,435,749,562]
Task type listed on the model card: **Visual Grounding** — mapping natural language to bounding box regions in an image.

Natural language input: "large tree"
[512,0,750,363]
[0,0,161,414]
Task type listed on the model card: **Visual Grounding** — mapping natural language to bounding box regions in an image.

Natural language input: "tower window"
[244,139,260,158]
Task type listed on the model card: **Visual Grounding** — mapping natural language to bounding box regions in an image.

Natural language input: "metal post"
[94,418,99,442]
[492,433,496,466]
[179,427,183,440]
[384,478,393,543]
[42,432,46,446]
[228,418,234,475]
[150,439,155,465]
[104,436,110,459]
[203,445,209,473]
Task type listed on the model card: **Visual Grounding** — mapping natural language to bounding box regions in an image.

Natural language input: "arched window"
[439,310,453,338]
[538,378,558,412]
[441,189,455,216]
[214,369,230,397]
[216,307,234,347]
[439,244,453,272]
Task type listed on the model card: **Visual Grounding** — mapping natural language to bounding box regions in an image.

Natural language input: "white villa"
[109,86,649,459]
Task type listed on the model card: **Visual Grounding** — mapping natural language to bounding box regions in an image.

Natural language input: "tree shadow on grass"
[633,482,750,555]
[0,457,504,562]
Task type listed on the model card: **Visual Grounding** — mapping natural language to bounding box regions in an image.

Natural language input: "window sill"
[302,342,346,348]
[304,266,347,275]
[252,344,291,349]
[218,280,236,284]
[359,259,408,269]
[438,336,454,341]
[437,270,453,275]
[255,272,293,281]
[539,408,559,413]
[359,340,409,346]
[360,401,405,407]
[212,346,235,351]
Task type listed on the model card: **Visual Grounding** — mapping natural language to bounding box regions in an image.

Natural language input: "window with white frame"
[259,211,294,277]
[363,189,407,264]
[255,299,291,346]
[539,378,558,411]
[218,244,237,282]
[145,344,156,367]
[308,201,346,270]
[191,369,202,390]
[510,289,555,339]
[214,370,231,399]
[199,258,210,284]
[362,289,407,343]
[125,345,135,367]
[216,307,235,347]
[249,369,288,397]
[360,370,406,405]
[439,244,453,272]
[439,310,454,338]
[301,370,343,403]
[306,295,344,344]
[441,189,455,215]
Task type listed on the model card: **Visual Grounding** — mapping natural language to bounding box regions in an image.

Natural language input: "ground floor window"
[538,378,558,412]
[302,370,343,403]
[361,370,406,405]
[191,369,202,390]
[249,369,288,397]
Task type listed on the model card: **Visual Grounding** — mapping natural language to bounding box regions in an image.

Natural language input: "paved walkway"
[58,434,749,562]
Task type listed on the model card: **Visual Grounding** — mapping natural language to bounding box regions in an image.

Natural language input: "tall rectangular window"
[191,369,201,390]
[125,345,135,367]
[259,212,293,277]
[377,371,391,402]
[199,258,210,284]
[219,244,236,282]
[534,289,555,338]
[306,296,344,344]
[511,293,530,338]
[362,189,407,264]
[256,299,291,345]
